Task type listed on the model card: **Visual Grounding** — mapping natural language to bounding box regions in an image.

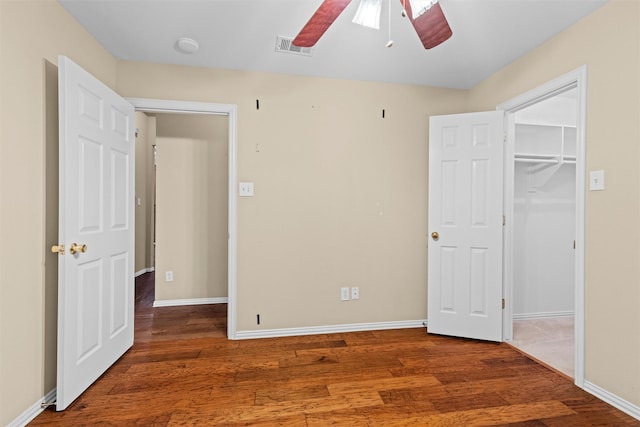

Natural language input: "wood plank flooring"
[31,273,639,426]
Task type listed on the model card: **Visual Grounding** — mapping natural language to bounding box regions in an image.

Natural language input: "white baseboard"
[8,388,56,427]
[235,319,428,340]
[584,381,640,421]
[153,297,228,307]
[513,311,574,320]
[135,267,155,277]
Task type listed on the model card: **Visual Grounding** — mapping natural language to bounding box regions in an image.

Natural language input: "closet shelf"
[515,152,576,164]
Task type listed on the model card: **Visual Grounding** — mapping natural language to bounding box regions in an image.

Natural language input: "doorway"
[508,88,577,378]
[128,98,239,339]
[499,66,587,386]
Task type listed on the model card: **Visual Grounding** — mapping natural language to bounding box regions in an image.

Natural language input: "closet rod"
[515,158,559,164]
[514,158,576,164]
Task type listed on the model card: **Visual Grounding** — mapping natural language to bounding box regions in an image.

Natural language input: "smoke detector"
[175,37,199,54]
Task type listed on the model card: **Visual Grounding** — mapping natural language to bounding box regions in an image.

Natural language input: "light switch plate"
[239,182,254,197]
[590,170,605,191]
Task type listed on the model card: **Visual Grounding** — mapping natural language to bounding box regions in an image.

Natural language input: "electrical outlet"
[351,287,359,300]
[340,287,350,301]
[165,271,174,282]
[239,182,254,196]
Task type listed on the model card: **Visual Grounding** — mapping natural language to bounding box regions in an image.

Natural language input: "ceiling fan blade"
[293,0,353,47]
[403,1,452,49]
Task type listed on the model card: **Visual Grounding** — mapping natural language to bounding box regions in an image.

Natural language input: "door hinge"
[573,240,576,249]
[502,215,506,226]
[502,298,506,309]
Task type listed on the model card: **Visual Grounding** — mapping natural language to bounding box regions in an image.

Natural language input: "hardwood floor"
[31,273,638,426]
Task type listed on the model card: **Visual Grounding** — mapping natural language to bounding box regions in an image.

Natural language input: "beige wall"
[116,63,467,330]
[134,111,152,273]
[154,113,229,301]
[134,111,150,272]
[467,0,640,407]
[0,1,118,424]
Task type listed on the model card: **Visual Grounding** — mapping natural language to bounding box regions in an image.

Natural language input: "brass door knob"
[51,244,65,255]
[431,232,439,241]
[69,243,87,254]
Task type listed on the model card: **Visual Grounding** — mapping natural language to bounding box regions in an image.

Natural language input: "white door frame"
[497,65,587,387]
[126,98,239,340]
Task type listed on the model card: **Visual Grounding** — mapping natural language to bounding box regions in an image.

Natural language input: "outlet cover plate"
[239,182,254,196]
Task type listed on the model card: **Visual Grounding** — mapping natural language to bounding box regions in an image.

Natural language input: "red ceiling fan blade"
[293,0,353,47]
[403,2,452,49]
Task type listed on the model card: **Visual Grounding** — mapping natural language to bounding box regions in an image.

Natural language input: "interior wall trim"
[134,267,155,278]
[497,64,588,388]
[513,311,574,320]
[126,97,238,340]
[153,297,228,307]
[584,381,640,421]
[235,319,428,340]
[7,388,56,427]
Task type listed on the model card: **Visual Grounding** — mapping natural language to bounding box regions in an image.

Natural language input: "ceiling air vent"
[275,36,313,56]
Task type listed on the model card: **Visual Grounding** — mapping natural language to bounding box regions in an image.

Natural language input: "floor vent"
[275,36,313,56]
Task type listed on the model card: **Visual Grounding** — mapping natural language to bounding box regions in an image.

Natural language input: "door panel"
[57,56,135,410]
[428,111,504,342]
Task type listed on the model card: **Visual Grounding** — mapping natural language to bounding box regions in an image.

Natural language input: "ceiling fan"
[292,0,452,50]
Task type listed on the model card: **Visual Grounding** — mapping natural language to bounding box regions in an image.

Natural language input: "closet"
[512,90,577,318]
[510,89,577,377]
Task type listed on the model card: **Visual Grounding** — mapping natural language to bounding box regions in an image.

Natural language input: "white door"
[56,56,135,410]
[428,111,504,342]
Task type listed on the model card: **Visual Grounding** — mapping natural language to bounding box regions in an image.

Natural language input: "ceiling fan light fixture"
[409,0,438,19]
[175,37,199,54]
[352,0,382,30]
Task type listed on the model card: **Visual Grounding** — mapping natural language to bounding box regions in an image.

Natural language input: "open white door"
[55,56,135,410]
[428,111,504,342]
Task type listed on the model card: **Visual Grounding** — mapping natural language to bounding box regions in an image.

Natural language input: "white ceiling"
[59,0,608,90]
